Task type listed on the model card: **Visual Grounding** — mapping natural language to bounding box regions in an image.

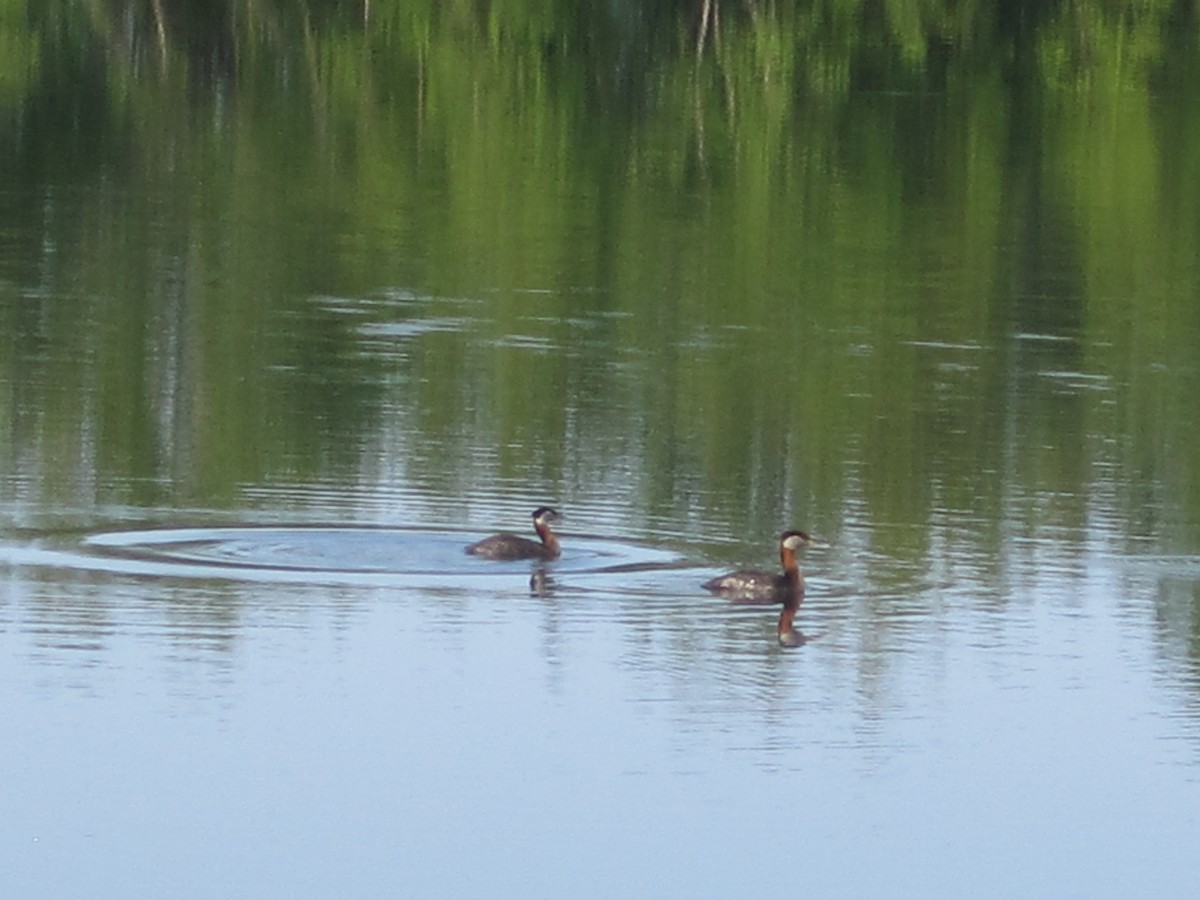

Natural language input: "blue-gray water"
[4,6,1200,898]
[4,515,1199,897]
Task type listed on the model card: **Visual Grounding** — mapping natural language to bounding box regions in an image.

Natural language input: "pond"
[3,6,1200,899]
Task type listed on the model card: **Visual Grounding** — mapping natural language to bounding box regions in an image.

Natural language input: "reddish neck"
[535,521,560,557]
[779,544,804,588]
[777,541,806,643]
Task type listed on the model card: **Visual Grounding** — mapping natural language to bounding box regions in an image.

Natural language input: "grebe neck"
[779,544,804,587]
[535,520,560,557]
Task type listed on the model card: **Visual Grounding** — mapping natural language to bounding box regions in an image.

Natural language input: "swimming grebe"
[465,507,562,560]
[703,530,813,646]
[702,530,812,603]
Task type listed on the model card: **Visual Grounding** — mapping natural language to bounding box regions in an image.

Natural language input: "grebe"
[465,507,562,561]
[702,530,812,603]
[703,530,813,646]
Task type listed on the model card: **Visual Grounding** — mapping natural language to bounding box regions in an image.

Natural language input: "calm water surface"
[4,491,1199,898]
[4,9,1200,899]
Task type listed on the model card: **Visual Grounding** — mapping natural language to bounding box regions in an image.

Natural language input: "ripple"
[0,526,691,588]
[1036,370,1112,392]
[1122,554,1200,581]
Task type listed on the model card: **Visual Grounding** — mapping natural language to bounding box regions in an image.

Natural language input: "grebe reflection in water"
[465,507,562,561]
[703,530,814,646]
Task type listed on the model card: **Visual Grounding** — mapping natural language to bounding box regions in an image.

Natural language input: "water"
[4,519,1197,897]
[4,6,1200,899]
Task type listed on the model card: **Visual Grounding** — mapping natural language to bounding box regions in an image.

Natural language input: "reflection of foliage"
[1036,0,1174,90]
[3,2,1197,501]
[0,0,39,104]
[25,1,1194,98]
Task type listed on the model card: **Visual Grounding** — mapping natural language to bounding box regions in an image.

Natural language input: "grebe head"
[780,530,812,552]
[532,507,560,527]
